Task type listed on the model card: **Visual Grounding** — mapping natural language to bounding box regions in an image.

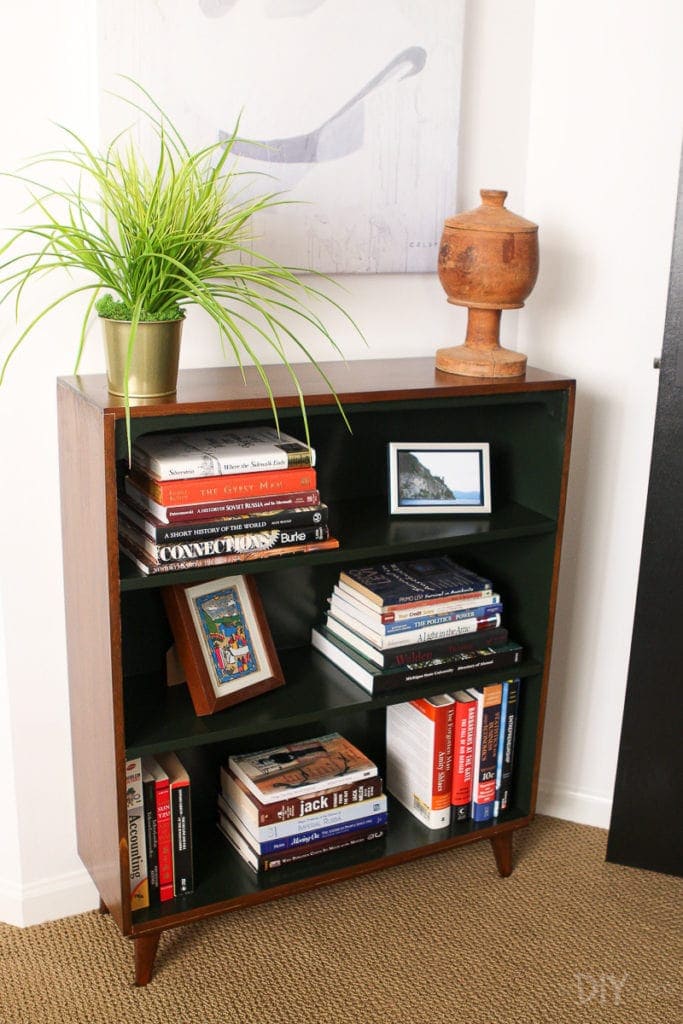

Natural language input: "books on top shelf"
[119,425,337,574]
[132,425,315,480]
[220,734,386,872]
[128,752,194,908]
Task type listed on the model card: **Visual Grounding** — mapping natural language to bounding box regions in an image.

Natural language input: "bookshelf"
[57,357,574,985]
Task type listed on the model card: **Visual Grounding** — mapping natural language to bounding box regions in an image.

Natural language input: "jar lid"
[444,189,538,233]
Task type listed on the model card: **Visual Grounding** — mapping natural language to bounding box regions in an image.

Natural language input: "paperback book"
[386,695,455,829]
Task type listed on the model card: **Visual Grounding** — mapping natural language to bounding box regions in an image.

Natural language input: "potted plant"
[0,81,362,454]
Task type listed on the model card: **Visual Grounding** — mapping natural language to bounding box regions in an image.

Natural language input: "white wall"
[0,0,680,923]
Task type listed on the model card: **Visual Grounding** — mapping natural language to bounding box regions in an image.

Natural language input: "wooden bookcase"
[57,357,574,985]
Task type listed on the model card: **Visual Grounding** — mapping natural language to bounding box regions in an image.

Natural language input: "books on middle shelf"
[385,680,521,830]
[218,734,387,872]
[118,425,338,575]
[311,555,523,696]
[126,752,194,910]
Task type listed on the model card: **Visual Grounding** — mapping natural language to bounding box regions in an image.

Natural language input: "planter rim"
[97,315,186,326]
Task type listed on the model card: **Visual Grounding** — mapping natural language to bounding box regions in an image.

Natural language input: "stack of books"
[126,752,193,910]
[386,679,521,830]
[311,555,523,695]
[118,425,339,575]
[218,733,387,872]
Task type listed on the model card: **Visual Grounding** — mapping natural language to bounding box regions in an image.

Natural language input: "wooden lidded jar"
[436,189,539,378]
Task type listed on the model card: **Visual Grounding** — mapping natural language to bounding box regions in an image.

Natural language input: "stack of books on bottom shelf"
[311,555,523,695]
[386,679,521,831]
[218,733,387,872]
[126,752,194,911]
[119,425,338,575]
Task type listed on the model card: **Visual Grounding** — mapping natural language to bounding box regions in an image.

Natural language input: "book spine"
[131,466,317,506]
[220,767,384,826]
[125,758,149,911]
[142,773,159,903]
[327,609,502,649]
[119,536,339,575]
[121,502,328,543]
[469,684,504,823]
[331,597,503,636]
[498,678,521,813]
[224,806,389,855]
[170,780,193,896]
[451,698,477,821]
[220,787,387,842]
[155,778,174,903]
[357,591,497,623]
[124,476,321,522]
[120,521,330,564]
[337,580,495,616]
[341,561,491,606]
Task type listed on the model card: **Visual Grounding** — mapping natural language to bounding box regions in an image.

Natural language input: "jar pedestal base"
[435,343,527,378]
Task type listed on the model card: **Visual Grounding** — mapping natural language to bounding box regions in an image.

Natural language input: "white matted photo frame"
[162,575,284,716]
[388,442,491,515]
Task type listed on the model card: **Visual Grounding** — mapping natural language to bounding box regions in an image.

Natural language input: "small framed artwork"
[162,575,284,716]
[388,442,491,515]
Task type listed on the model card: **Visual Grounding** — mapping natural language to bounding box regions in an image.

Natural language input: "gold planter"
[101,317,183,398]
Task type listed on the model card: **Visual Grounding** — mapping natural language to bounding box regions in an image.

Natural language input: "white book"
[132,425,315,480]
[125,757,149,910]
[386,695,455,829]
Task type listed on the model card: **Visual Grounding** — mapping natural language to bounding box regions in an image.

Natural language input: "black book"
[141,758,160,903]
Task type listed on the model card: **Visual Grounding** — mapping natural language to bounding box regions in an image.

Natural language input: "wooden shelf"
[57,358,574,985]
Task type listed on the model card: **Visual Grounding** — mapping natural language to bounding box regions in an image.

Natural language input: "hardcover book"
[219,812,386,872]
[218,792,388,854]
[155,752,194,897]
[133,425,315,480]
[219,767,385,828]
[339,557,492,607]
[467,683,504,823]
[497,678,521,814]
[321,617,509,668]
[119,517,330,564]
[141,761,160,903]
[118,496,328,544]
[141,756,174,902]
[120,533,339,576]
[125,758,149,910]
[450,691,478,821]
[129,465,318,507]
[386,695,455,829]
[326,608,501,650]
[123,475,321,524]
[228,733,378,805]
[311,625,523,695]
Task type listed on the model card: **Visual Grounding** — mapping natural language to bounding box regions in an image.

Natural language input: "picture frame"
[388,442,491,515]
[162,575,284,716]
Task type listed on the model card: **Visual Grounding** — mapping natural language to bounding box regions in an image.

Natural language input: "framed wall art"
[163,575,284,716]
[388,442,491,515]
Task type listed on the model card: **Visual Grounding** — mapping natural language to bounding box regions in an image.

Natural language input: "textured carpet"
[0,817,681,1024]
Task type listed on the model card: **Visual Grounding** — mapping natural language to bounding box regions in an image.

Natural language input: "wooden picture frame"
[163,575,284,716]
[388,441,491,515]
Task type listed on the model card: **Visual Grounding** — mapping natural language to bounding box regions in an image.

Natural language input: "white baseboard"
[0,868,99,927]
[537,780,612,829]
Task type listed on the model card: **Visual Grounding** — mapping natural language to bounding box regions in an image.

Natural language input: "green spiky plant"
[0,80,361,456]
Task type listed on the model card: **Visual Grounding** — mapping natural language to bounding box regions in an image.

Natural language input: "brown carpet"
[0,817,680,1024]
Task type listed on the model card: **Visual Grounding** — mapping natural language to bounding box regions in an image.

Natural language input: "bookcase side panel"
[57,383,128,932]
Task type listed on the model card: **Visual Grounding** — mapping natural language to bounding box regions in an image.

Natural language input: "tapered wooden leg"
[490,831,514,877]
[98,898,109,915]
[134,932,162,987]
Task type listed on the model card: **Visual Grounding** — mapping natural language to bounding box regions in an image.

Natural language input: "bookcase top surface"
[57,357,574,419]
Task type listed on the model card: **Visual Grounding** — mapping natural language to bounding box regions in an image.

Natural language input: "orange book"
[130,466,317,507]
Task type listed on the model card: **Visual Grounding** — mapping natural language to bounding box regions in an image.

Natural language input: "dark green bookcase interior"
[116,387,570,920]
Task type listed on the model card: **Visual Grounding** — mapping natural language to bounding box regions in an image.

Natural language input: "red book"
[450,691,478,821]
[130,466,318,507]
[142,757,174,902]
